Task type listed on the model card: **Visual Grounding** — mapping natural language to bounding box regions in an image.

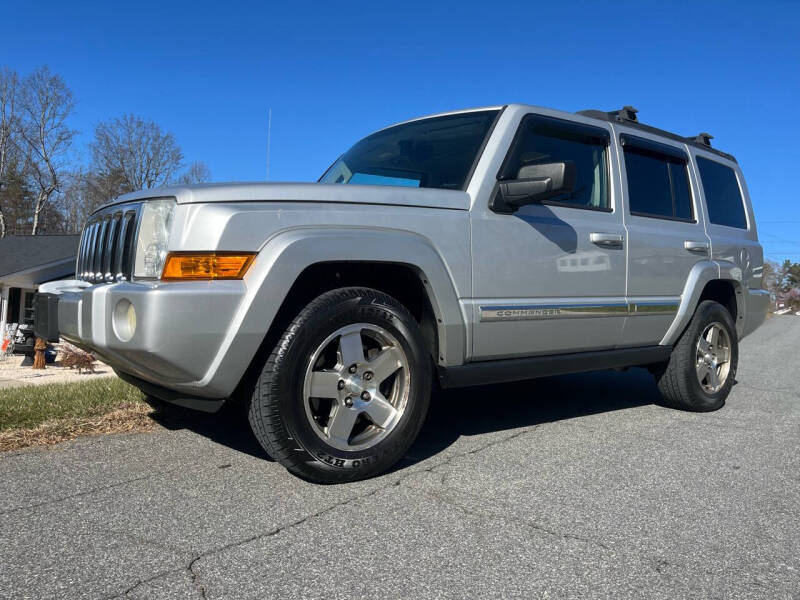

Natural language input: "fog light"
[113,299,136,342]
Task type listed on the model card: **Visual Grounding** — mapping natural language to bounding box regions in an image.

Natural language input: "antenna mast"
[266,108,272,181]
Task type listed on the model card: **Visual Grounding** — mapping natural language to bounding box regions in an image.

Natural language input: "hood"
[109,182,471,211]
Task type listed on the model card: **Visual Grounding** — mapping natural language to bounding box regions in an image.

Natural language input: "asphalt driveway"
[1,317,798,599]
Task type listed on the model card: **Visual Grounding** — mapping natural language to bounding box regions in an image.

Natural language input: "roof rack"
[577,105,639,123]
[575,106,735,162]
[689,132,713,147]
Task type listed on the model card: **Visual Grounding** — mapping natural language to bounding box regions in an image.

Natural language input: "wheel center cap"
[345,375,365,395]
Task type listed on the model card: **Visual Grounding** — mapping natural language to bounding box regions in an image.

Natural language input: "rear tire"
[655,300,738,412]
[248,287,432,483]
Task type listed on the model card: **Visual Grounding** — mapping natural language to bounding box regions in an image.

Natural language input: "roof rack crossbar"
[577,105,639,123]
[617,105,639,122]
[689,132,713,147]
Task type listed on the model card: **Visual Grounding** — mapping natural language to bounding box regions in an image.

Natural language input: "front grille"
[76,204,140,283]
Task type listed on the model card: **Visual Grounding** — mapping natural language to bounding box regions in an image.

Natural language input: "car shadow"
[146,367,663,468]
[149,400,272,460]
[395,367,661,471]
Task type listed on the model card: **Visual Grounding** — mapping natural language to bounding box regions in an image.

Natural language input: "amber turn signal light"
[161,252,255,281]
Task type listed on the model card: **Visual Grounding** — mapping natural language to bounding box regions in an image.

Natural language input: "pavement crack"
[104,567,186,599]
[421,487,610,552]
[187,555,209,599]
[426,426,539,486]
[180,426,541,597]
[0,466,185,517]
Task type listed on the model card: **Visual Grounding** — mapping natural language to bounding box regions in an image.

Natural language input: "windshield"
[320,110,500,190]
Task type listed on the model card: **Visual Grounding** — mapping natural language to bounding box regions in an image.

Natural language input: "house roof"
[0,235,80,278]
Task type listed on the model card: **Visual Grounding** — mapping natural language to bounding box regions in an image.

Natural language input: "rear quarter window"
[696,157,748,229]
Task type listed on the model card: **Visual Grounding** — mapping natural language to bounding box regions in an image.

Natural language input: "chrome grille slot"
[93,217,108,281]
[76,203,140,284]
[102,213,120,283]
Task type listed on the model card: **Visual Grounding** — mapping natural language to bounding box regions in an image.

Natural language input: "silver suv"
[36,104,769,482]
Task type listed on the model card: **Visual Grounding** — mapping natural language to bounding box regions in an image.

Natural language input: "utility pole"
[266,108,272,181]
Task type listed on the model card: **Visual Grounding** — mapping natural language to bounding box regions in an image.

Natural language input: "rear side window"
[696,157,747,229]
[622,136,694,221]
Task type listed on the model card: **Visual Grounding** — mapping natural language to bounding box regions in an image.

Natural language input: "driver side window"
[500,115,611,211]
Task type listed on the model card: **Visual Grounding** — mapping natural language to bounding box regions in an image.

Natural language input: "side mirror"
[491,161,576,213]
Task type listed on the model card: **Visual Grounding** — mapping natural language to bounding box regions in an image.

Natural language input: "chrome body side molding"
[479,301,679,322]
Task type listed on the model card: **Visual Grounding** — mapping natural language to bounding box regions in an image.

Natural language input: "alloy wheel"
[695,322,732,393]
[302,323,410,451]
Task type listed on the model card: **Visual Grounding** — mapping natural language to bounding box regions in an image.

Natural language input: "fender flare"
[716,259,747,338]
[660,260,745,346]
[661,261,718,346]
[197,227,467,397]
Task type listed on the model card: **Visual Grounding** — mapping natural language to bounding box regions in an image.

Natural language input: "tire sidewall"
[271,291,431,479]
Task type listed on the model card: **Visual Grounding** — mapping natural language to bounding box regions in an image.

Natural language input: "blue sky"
[2,0,799,261]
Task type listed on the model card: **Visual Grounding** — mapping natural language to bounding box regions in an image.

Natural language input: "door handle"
[590,232,624,248]
[684,240,710,254]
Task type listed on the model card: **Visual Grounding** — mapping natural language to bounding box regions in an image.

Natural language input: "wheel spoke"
[366,347,403,384]
[716,345,731,364]
[708,326,720,348]
[309,370,341,398]
[362,392,398,429]
[326,405,359,445]
[696,360,710,383]
[697,338,711,355]
[338,330,365,367]
[707,365,721,390]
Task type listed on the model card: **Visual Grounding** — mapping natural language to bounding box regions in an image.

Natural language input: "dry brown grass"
[0,376,165,451]
[0,401,160,451]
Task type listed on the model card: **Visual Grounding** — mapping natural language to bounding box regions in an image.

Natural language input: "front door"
[470,113,627,360]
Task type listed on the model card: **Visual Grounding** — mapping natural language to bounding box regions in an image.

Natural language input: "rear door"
[617,130,712,346]
[470,111,627,360]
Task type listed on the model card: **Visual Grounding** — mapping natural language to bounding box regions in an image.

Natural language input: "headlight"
[133,199,176,279]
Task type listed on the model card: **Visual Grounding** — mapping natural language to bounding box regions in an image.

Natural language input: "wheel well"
[698,279,739,322]
[231,262,440,402]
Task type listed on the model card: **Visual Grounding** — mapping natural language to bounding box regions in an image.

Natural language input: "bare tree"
[91,114,183,197]
[178,160,211,184]
[56,169,116,233]
[0,68,20,237]
[17,67,76,234]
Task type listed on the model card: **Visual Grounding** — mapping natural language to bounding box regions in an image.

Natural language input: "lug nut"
[348,364,357,374]
[361,391,371,402]
[344,397,353,407]
[364,371,373,381]
[337,379,345,390]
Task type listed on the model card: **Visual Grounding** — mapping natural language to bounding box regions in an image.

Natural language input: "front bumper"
[35,279,245,399]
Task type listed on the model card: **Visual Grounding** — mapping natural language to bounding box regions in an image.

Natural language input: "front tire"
[655,300,738,412]
[248,287,432,483]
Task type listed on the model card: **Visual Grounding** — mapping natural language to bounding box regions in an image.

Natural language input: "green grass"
[0,377,146,432]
